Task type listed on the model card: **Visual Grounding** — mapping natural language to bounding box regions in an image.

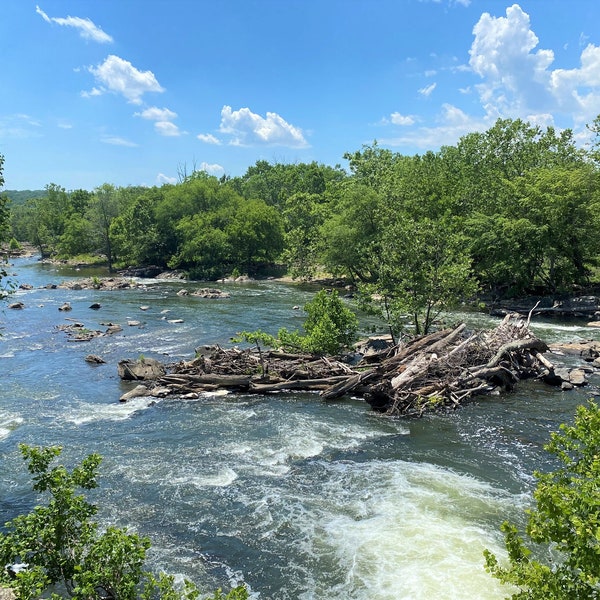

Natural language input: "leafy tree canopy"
[485,400,600,599]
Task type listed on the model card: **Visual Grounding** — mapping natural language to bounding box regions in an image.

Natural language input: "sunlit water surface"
[1,257,598,599]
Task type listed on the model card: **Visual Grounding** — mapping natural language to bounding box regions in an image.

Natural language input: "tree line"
[4,116,600,333]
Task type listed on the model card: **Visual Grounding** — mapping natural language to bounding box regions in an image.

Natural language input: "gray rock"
[85,354,106,364]
[118,358,165,381]
[568,368,587,386]
[119,384,149,402]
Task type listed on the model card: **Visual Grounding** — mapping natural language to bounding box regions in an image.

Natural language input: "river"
[1,256,598,599]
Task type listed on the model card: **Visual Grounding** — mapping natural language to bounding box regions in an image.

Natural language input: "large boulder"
[117,358,165,381]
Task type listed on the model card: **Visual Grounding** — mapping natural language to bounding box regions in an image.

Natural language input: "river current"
[1,257,598,599]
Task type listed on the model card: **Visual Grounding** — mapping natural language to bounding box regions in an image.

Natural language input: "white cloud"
[135,107,177,122]
[197,133,222,145]
[469,4,600,124]
[157,173,177,185]
[380,103,488,150]
[419,82,437,97]
[154,121,181,137]
[390,112,416,126]
[36,5,112,43]
[86,55,164,104]
[80,87,103,99]
[219,105,308,147]
[134,106,182,136]
[100,135,138,147]
[199,162,225,175]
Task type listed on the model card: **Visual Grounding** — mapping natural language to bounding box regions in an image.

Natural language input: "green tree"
[226,199,284,274]
[484,400,600,599]
[281,192,328,280]
[110,188,166,268]
[88,184,120,271]
[320,183,384,283]
[236,289,358,356]
[361,216,478,335]
[0,445,248,600]
[58,214,96,257]
[300,289,358,354]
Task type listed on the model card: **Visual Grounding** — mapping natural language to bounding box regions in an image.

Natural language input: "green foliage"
[231,330,278,349]
[355,215,478,336]
[8,115,600,296]
[301,289,358,354]
[484,400,600,599]
[232,290,358,356]
[236,290,358,356]
[0,445,248,600]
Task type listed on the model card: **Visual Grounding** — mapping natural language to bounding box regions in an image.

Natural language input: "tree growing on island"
[484,400,600,599]
[0,444,248,600]
[234,289,358,357]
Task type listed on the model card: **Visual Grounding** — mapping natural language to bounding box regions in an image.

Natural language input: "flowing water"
[1,257,599,599]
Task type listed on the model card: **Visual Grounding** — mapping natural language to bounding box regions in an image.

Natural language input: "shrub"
[484,400,600,599]
[0,445,248,600]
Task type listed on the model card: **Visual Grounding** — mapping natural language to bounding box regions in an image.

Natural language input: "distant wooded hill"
[1,189,47,206]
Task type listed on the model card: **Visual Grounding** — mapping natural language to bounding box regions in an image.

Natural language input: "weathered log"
[320,370,379,401]
[486,338,549,368]
[160,373,252,388]
[251,376,349,393]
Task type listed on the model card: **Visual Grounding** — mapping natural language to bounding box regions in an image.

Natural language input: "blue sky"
[2,0,600,190]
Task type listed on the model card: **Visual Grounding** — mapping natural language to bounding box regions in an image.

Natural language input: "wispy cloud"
[100,135,138,147]
[0,114,42,139]
[36,5,113,43]
[86,55,164,105]
[418,82,437,97]
[219,105,308,147]
[380,103,486,150]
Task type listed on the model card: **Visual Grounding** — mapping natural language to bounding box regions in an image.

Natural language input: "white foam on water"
[171,466,239,488]
[215,402,410,477]
[0,411,24,440]
[303,459,518,599]
[64,396,159,425]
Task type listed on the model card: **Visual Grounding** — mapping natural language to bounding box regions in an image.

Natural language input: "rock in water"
[119,384,149,402]
[117,358,165,380]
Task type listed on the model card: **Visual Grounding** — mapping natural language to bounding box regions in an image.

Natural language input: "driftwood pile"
[119,313,592,416]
